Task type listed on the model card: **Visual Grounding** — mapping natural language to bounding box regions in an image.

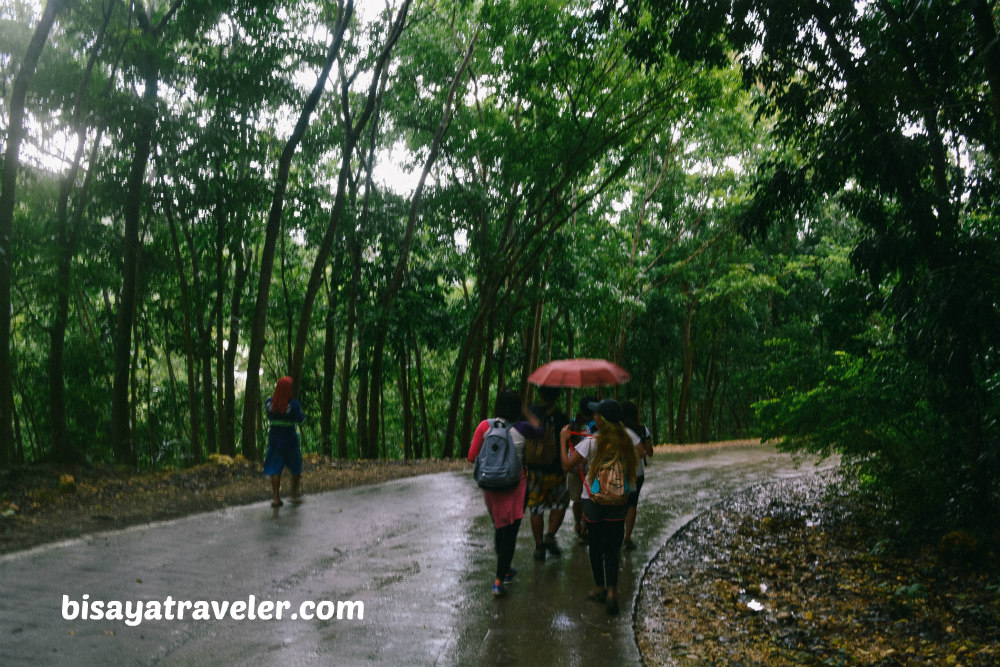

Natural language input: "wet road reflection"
[443,444,833,667]
[0,444,831,667]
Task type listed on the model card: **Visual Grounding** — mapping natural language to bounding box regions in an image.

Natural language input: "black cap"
[587,398,622,424]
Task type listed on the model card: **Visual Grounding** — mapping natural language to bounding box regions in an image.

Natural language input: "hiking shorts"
[527,469,569,514]
[263,441,303,477]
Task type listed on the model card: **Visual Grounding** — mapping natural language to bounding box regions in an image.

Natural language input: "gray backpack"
[474,419,521,490]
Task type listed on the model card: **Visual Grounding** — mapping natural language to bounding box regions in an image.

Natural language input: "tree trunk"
[398,338,413,460]
[665,363,675,442]
[240,1,354,461]
[648,372,658,445]
[337,234,361,459]
[477,306,496,420]
[413,330,431,458]
[166,202,203,462]
[289,2,409,390]
[520,299,543,401]
[369,30,477,459]
[460,329,486,457]
[200,345,216,455]
[48,3,113,464]
[699,331,720,442]
[214,157,226,459]
[0,0,67,464]
[112,64,159,465]
[220,246,249,457]
[676,292,695,443]
[443,303,489,458]
[356,331,371,458]
[321,276,337,458]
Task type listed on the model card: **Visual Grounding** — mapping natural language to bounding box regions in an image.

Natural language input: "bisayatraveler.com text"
[61,594,364,627]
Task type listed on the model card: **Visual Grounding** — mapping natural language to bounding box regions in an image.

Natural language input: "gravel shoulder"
[635,473,1000,667]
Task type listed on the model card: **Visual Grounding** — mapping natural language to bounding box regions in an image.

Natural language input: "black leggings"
[587,518,625,588]
[494,519,521,581]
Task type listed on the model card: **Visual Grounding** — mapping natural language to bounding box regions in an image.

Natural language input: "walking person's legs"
[602,519,626,614]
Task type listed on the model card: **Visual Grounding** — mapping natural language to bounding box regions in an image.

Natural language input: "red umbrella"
[527,358,631,388]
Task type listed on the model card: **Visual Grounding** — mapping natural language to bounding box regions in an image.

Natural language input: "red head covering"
[271,376,294,415]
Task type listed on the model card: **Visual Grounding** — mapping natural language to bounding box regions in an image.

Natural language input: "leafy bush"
[755,337,998,540]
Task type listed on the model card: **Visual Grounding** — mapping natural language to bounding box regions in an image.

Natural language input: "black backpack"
[473,419,521,490]
[524,409,560,467]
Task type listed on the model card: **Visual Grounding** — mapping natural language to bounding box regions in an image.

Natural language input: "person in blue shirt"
[262,376,306,507]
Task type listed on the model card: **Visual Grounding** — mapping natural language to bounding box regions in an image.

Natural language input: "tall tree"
[110,0,185,465]
[701,0,1000,533]
[240,0,354,460]
[0,0,68,465]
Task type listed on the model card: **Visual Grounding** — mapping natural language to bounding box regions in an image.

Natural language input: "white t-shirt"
[625,427,645,478]
[574,427,641,499]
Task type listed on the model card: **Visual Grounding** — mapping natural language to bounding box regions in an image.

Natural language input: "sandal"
[606,597,620,616]
[289,495,304,505]
[271,499,284,508]
[586,588,607,604]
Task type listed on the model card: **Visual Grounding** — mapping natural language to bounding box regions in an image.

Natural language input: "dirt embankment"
[0,455,467,555]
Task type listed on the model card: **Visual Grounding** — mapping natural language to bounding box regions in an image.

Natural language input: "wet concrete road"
[0,445,832,667]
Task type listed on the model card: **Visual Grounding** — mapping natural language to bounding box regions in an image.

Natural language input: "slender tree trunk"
[280,230,294,372]
[321,276,337,458]
[413,330,431,458]
[12,370,35,462]
[443,303,488,458]
[379,380,387,459]
[12,376,25,464]
[477,307,496,420]
[221,246,249,457]
[648,373,658,445]
[520,299,543,400]
[241,1,354,460]
[166,202,203,463]
[130,314,140,464]
[665,363,675,442]
[460,330,486,457]
[699,332,720,442]
[112,64,159,465]
[200,346,215,455]
[497,312,510,395]
[398,338,413,460]
[0,0,67,464]
[289,2,410,390]
[356,332,371,458]
[214,157,226,459]
[48,3,113,464]
[677,292,696,443]
[337,235,361,459]
[367,334,384,460]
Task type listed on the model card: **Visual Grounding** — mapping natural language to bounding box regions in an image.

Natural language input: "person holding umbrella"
[559,398,639,615]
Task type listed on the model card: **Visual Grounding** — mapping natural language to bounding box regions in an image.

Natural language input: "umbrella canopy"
[527,358,631,388]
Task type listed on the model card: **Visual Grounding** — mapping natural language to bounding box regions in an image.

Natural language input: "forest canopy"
[2,0,998,537]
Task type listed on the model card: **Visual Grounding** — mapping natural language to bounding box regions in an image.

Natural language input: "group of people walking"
[467,386,653,616]
[259,375,653,617]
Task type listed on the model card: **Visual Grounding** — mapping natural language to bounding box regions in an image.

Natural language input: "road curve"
[0,445,831,667]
